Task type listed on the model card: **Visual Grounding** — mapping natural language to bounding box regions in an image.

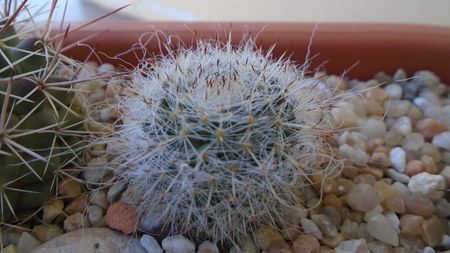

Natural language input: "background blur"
[25,0,450,26]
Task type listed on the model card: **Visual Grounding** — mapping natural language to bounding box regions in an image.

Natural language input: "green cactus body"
[0,13,85,222]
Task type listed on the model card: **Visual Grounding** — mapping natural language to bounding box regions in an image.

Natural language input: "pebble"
[107,182,126,203]
[367,214,399,246]
[197,241,219,253]
[32,224,64,242]
[368,241,391,253]
[399,214,424,235]
[440,166,450,187]
[301,218,323,239]
[264,240,292,253]
[368,152,390,168]
[413,70,440,88]
[360,119,386,138]
[384,100,411,117]
[346,184,381,212]
[405,160,426,176]
[59,179,83,198]
[415,118,447,139]
[420,143,442,162]
[161,235,195,253]
[140,234,163,253]
[64,195,87,215]
[254,227,285,250]
[392,116,413,136]
[385,130,404,147]
[87,205,104,225]
[1,245,19,253]
[105,202,137,235]
[386,169,410,183]
[402,133,424,151]
[341,219,359,239]
[17,232,41,253]
[390,147,406,172]
[42,199,64,224]
[322,233,344,248]
[421,216,445,247]
[83,157,110,183]
[238,237,258,253]
[335,239,370,253]
[408,172,446,200]
[432,131,450,150]
[423,247,436,253]
[63,212,90,232]
[311,214,337,237]
[90,190,109,209]
[30,228,146,253]
[291,234,320,253]
[420,155,438,174]
[435,199,450,218]
[404,194,436,217]
[385,84,403,100]
[339,144,369,166]
[393,68,407,81]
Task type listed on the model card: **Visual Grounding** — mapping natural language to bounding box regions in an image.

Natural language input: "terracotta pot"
[63,21,450,83]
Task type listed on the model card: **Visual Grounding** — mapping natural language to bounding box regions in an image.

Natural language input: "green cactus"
[0,1,88,223]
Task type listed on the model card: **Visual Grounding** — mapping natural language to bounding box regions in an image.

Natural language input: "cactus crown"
[98,39,343,241]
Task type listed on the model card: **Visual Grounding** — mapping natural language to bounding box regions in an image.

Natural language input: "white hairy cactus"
[96,39,344,241]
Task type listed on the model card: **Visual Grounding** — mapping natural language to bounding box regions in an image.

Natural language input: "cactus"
[0,0,107,223]
[96,39,345,241]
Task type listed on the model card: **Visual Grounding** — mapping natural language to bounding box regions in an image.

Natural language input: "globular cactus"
[0,0,97,222]
[96,39,345,241]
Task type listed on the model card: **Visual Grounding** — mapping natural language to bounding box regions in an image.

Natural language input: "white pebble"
[361,119,386,138]
[301,218,323,239]
[408,172,447,198]
[161,235,195,253]
[422,247,436,253]
[87,205,104,225]
[413,97,434,111]
[432,132,450,150]
[384,211,400,233]
[17,232,41,253]
[384,100,411,117]
[389,147,406,173]
[384,84,402,99]
[335,239,370,253]
[402,133,425,151]
[339,144,369,166]
[391,116,412,136]
[386,169,410,184]
[197,241,219,253]
[140,234,163,253]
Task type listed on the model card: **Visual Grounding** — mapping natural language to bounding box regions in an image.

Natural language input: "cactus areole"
[100,40,343,241]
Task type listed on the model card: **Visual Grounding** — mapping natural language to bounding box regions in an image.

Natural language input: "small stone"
[357,223,373,242]
[390,147,406,173]
[420,155,438,173]
[140,234,163,253]
[436,198,450,218]
[339,144,369,166]
[354,174,376,186]
[32,224,63,242]
[368,152,390,168]
[311,214,337,237]
[399,234,426,252]
[265,240,292,253]
[346,184,381,212]
[441,166,450,186]
[443,151,450,163]
[405,160,426,176]
[423,247,436,253]
[107,182,126,203]
[408,172,446,200]
[441,234,450,249]
[392,116,412,136]
[42,199,64,224]
[322,233,344,248]
[368,242,391,253]
[400,214,424,236]
[432,132,450,150]
[414,97,435,111]
[87,205,104,225]
[386,169,410,183]
[64,194,87,215]
[30,228,146,253]
[407,106,423,121]
[402,133,425,151]
[197,241,219,253]
[393,68,407,81]
[385,84,403,100]
[106,202,138,235]
[64,212,90,232]
[238,237,258,253]
[421,216,445,247]
[415,118,447,139]
[384,100,411,117]
[90,190,109,209]
[292,234,320,253]
[17,232,41,253]
[364,100,385,116]
[161,235,195,253]
[301,218,323,240]
[254,226,285,250]
[413,70,440,88]
[84,156,110,183]
[1,245,19,253]
[341,219,359,239]
[335,239,370,253]
[367,214,399,246]
[404,194,436,217]
[59,178,83,198]
[361,119,386,138]
[87,89,105,104]
[385,130,403,147]
[420,143,442,162]
[98,63,115,74]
